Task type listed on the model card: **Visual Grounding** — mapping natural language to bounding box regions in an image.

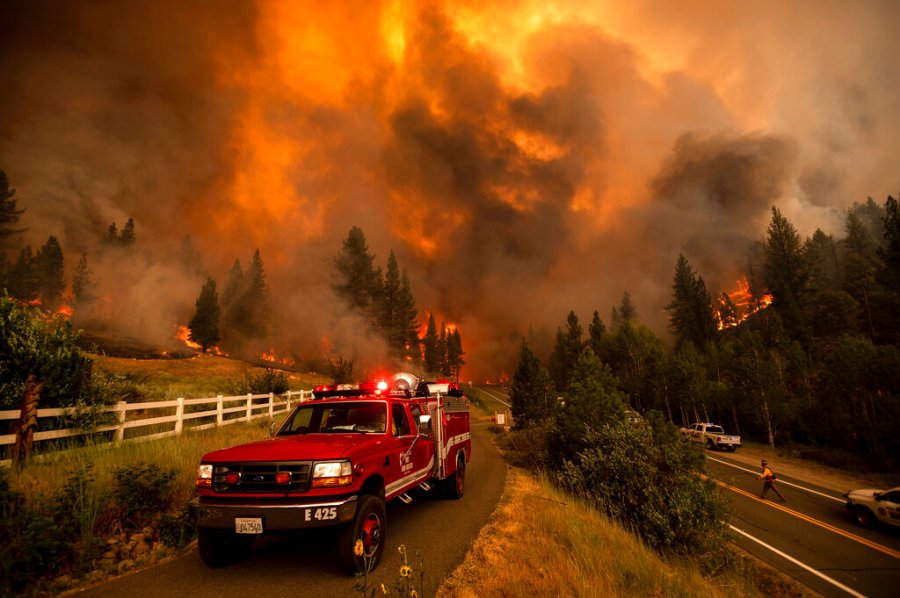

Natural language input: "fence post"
[246,394,253,421]
[175,397,185,435]
[115,401,127,443]
[269,392,275,418]
[217,395,223,426]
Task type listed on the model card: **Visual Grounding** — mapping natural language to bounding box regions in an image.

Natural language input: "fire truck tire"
[443,453,465,499]
[706,439,715,450]
[338,495,386,574]
[197,526,255,567]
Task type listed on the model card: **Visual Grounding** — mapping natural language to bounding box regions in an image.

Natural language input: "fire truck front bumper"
[190,495,358,531]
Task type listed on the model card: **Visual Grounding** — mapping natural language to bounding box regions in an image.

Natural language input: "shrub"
[556,419,732,573]
[0,295,93,410]
[111,462,177,531]
[0,470,63,595]
[226,368,289,395]
[496,419,555,470]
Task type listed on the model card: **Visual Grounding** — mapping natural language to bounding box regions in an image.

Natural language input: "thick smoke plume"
[2,1,898,379]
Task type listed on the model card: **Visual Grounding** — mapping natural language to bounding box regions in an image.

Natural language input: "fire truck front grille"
[212,462,311,493]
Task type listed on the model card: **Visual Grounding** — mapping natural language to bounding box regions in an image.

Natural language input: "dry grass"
[90,352,331,399]
[437,468,812,598]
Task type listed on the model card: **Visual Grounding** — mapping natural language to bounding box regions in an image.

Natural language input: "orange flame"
[175,325,202,350]
[714,277,773,330]
[261,349,295,367]
[56,305,74,318]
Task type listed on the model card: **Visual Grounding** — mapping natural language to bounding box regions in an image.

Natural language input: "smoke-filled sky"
[2,1,898,380]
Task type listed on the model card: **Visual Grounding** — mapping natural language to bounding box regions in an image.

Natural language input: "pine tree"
[588,310,612,365]
[611,291,637,329]
[243,249,271,339]
[379,251,405,357]
[221,250,270,344]
[447,328,465,382]
[120,218,136,246]
[548,311,583,392]
[222,260,243,308]
[842,210,879,337]
[878,195,900,291]
[102,223,119,246]
[510,340,554,429]
[398,270,420,361]
[665,254,717,349]
[553,348,627,462]
[33,236,65,306]
[333,226,378,314]
[0,171,27,248]
[188,277,221,353]
[71,253,94,304]
[423,313,440,374]
[7,246,36,300]
[438,323,449,376]
[764,207,810,342]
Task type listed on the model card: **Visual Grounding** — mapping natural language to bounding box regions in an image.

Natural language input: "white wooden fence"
[0,389,312,468]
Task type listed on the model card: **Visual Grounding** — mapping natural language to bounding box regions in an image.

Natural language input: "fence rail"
[0,389,312,467]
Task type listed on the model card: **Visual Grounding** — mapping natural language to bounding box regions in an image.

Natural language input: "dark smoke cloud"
[1,1,898,379]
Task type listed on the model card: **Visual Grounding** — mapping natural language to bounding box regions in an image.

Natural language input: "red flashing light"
[275,472,291,484]
[225,472,240,485]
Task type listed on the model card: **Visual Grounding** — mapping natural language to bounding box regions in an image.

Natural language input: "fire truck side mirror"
[417,414,432,438]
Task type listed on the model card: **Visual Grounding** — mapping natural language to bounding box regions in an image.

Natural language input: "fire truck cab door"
[390,403,432,486]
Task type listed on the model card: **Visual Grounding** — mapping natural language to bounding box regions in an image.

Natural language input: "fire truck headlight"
[312,460,353,487]
[196,463,213,488]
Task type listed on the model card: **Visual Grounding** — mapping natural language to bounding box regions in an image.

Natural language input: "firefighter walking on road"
[759,459,785,502]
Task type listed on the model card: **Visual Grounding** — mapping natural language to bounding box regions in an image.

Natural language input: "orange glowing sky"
[1,0,898,378]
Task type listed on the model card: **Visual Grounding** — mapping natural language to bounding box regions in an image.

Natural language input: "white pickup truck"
[680,422,741,451]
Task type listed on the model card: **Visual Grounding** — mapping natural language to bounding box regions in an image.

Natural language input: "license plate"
[235,517,263,534]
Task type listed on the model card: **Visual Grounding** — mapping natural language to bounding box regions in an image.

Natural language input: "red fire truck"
[189,372,471,573]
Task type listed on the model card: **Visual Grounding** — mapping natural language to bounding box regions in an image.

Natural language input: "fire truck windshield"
[280,402,387,435]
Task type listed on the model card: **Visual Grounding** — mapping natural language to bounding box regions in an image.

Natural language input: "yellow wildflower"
[410,591,419,598]
[400,564,412,578]
[380,583,388,594]
[353,540,364,556]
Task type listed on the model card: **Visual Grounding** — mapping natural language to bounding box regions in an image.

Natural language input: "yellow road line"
[703,474,900,560]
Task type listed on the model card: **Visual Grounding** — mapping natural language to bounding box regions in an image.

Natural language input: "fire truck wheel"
[197,527,255,567]
[443,453,465,499]
[338,495,386,575]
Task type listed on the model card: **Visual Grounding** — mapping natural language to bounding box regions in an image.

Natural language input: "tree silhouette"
[510,340,554,429]
[665,254,717,349]
[422,313,440,374]
[0,171,27,248]
[71,253,94,305]
[33,236,64,307]
[333,226,378,315]
[189,277,221,353]
[548,311,583,392]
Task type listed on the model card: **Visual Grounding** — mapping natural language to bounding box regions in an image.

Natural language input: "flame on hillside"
[175,325,202,350]
[261,349,295,367]
[714,277,773,330]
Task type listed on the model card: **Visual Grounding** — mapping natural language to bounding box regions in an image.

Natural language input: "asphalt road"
[72,421,507,598]
[706,452,900,597]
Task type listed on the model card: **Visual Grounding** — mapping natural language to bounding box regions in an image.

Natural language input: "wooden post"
[216,395,223,426]
[115,401,127,443]
[246,393,253,421]
[175,397,185,435]
[268,392,274,418]
[11,374,43,467]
